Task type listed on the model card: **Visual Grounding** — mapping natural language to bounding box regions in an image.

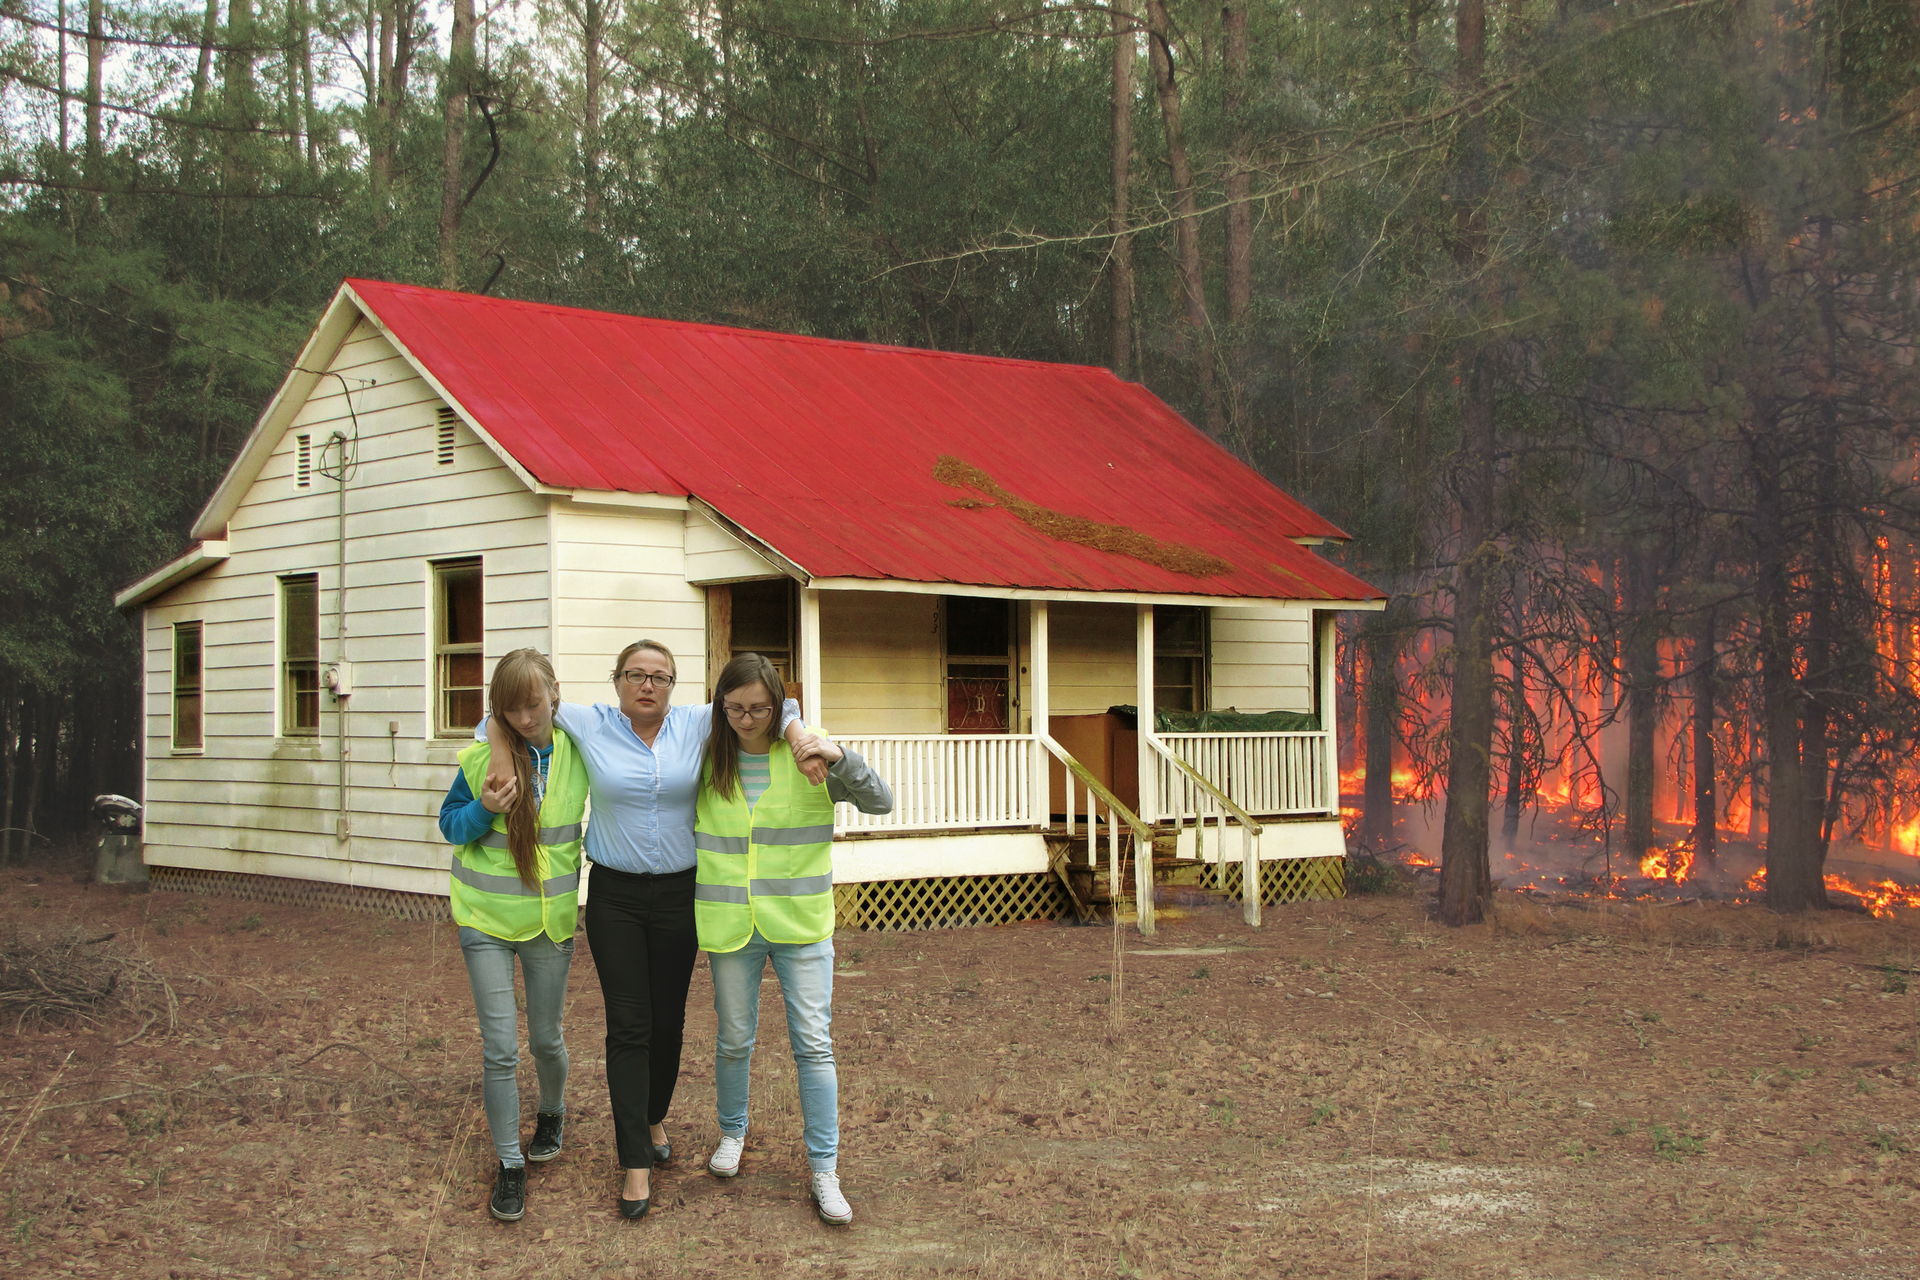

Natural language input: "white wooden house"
[116,280,1384,931]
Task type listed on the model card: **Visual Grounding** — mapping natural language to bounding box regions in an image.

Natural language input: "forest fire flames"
[1639,844,1695,883]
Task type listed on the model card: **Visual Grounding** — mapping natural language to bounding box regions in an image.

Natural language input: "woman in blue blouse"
[485,638,820,1219]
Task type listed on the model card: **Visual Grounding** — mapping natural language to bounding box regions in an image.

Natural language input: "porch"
[706,585,1353,935]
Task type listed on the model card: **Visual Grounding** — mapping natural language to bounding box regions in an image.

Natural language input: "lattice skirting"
[1202,856,1346,905]
[149,866,452,922]
[833,872,1075,932]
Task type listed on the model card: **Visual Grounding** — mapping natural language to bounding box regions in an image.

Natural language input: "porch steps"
[1044,830,1236,919]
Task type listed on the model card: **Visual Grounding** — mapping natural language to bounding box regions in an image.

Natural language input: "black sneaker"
[490,1163,527,1222]
[528,1112,565,1163]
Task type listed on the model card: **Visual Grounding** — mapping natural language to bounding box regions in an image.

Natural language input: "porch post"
[1029,599,1049,825]
[1316,610,1339,815]
[1136,603,1155,823]
[800,585,822,725]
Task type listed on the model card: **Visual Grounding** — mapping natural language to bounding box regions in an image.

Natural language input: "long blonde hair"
[489,649,560,889]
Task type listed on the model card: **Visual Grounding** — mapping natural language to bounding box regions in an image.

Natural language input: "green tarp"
[1107,705,1320,733]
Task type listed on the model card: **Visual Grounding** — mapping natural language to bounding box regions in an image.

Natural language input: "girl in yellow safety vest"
[438,648,588,1224]
[694,653,893,1226]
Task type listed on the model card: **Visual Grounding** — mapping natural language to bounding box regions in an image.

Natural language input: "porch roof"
[344,279,1385,604]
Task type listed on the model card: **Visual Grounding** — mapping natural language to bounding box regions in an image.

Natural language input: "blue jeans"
[709,930,838,1172]
[458,926,574,1167]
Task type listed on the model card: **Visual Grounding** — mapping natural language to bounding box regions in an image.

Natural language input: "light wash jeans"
[709,930,838,1172]
[458,926,574,1167]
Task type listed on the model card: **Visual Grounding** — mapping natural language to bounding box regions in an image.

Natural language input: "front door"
[944,596,1011,733]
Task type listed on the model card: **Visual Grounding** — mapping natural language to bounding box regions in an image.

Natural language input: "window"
[295,434,311,488]
[436,406,457,466]
[434,559,484,735]
[281,575,320,736]
[172,622,203,749]
[945,596,1011,733]
[1153,606,1209,713]
[730,578,796,681]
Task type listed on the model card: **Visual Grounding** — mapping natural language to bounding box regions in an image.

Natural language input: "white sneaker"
[707,1133,745,1178]
[811,1168,852,1225]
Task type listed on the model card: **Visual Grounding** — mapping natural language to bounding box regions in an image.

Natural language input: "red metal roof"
[346,279,1383,602]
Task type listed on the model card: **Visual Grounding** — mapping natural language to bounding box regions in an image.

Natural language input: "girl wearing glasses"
[484,639,819,1219]
[694,652,892,1226]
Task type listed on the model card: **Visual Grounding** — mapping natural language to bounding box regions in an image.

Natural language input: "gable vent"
[295,434,311,488]
[436,407,458,466]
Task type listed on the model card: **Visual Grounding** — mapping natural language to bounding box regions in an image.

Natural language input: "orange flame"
[1639,844,1695,883]
[1824,873,1920,919]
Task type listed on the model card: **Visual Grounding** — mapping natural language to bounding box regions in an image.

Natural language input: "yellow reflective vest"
[694,741,836,952]
[451,733,587,942]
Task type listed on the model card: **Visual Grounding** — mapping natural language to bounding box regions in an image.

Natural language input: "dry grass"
[1,854,1918,1279]
[0,922,178,1040]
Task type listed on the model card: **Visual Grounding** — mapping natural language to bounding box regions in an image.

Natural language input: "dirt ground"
[3,852,1918,1280]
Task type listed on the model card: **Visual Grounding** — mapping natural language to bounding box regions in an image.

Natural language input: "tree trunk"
[1622,553,1659,860]
[1690,602,1717,866]
[57,0,68,156]
[439,0,477,288]
[1437,0,1495,926]
[373,0,396,197]
[1752,398,1823,910]
[224,0,254,124]
[1360,607,1403,852]
[19,693,43,861]
[84,0,104,161]
[1109,0,1135,379]
[1,678,16,863]
[1439,351,1497,924]
[1222,0,1251,428]
[583,0,606,229]
[1501,646,1526,848]
[1144,0,1224,438]
[179,0,220,182]
[302,3,319,171]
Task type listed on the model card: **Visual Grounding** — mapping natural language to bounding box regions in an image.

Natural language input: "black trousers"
[582,863,699,1170]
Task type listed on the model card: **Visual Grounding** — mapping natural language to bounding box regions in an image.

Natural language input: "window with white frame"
[281,575,320,736]
[172,621,203,749]
[434,559,484,735]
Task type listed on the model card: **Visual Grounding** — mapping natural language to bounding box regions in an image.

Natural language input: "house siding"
[550,503,709,703]
[141,319,549,894]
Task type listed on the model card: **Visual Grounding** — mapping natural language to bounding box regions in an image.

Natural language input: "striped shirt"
[739,751,772,809]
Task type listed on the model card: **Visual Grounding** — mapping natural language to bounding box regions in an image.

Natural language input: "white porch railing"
[1145,733,1263,927]
[832,734,1034,832]
[1155,731,1334,817]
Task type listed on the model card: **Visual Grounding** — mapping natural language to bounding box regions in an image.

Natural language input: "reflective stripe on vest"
[450,732,589,943]
[694,740,836,952]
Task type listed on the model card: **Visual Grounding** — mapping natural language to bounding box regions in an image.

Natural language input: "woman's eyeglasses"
[619,671,676,689]
[723,703,776,723]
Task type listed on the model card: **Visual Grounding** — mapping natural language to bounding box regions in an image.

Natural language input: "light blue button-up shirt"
[485,700,798,876]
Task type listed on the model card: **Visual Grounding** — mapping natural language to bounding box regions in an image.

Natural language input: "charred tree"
[1690,601,1717,866]
[1622,552,1660,861]
[1360,604,1407,852]
[1437,0,1495,926]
